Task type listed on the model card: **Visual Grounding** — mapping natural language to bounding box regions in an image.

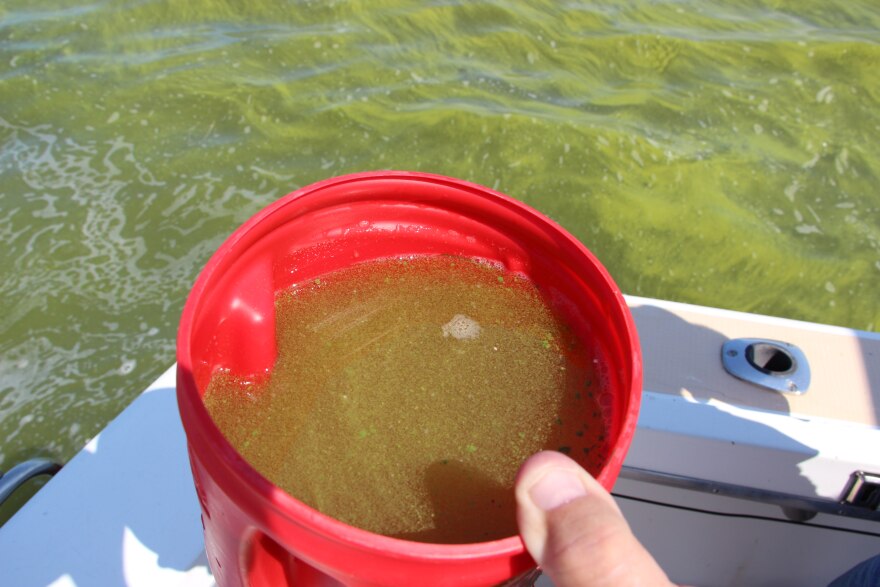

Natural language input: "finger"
[515,451,673,587]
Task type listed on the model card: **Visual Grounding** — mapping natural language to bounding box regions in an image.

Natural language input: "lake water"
[0,0,878,518]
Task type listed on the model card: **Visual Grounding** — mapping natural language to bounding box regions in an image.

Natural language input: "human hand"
[515,451,676,587]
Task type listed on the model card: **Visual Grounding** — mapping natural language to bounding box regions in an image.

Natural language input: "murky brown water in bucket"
[204,256,609,543]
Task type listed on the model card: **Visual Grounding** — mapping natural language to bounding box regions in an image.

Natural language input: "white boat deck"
[0,366,213,587]
[1,297,879,587]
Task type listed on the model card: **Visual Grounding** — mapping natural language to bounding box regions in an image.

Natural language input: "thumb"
[515,451,674,587]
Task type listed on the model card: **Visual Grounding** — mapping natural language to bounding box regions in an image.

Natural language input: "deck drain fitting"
[721,338,810,394]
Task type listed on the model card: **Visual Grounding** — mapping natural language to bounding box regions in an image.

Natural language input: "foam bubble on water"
[119,358,136,375]
[816,85,834,104]
[802,153,820,169]
[441,314,482,340]
[630,149,644,167]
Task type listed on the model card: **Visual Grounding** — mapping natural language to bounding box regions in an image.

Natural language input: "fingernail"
[529,467,588,512]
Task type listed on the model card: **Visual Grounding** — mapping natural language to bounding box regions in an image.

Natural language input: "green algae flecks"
[204,256,608,544]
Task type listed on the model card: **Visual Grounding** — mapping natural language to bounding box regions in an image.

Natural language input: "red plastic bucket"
[177,171,642,587]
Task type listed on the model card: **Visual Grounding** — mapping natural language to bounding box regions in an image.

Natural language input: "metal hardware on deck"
[841,471,880,512]
[0,459,63,507]
[619,465,880,522]
[721,338,811,394]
